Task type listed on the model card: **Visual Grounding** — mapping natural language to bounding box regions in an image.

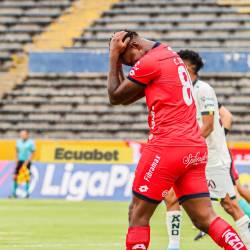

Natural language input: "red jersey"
[128,43,206,147]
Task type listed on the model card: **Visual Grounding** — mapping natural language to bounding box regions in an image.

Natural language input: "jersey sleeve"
[127,56,161,86]
[198,85,216,115]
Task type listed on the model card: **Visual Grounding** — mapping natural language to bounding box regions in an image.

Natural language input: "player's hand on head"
[109,31,130,55]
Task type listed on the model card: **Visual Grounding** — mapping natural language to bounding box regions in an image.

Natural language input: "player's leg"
[181,196,247,249]
[127,195,158,250]
[174,150,248,250]
[231,162,250,215]
[207,166,250,247]
[221,195,250,247]
[12,161,23,198]
[236,180,250,207]
[25,162,31,198]
[164,189,181,250]
[127,146,173,250]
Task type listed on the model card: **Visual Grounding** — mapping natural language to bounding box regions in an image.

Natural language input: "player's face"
[120,43,144,66]
[20,131,29,140]
[182,59,197,81]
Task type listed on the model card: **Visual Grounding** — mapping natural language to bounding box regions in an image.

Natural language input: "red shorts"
[132,145,209,204]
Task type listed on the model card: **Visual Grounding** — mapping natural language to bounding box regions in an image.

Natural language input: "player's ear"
[130,41,140,50]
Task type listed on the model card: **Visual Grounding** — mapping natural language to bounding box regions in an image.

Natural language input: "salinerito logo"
[54,148,119,162]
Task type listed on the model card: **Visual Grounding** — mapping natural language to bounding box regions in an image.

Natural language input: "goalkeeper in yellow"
[12,130,35,198]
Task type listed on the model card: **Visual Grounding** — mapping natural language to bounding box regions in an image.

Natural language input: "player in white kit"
[164,50,250,250]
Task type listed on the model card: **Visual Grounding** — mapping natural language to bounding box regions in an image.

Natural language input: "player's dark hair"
[109,30,138,48]
[178,50,204,73]
[121,30,139,42]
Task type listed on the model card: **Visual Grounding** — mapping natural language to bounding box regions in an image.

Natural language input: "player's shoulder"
[195,79,214,93]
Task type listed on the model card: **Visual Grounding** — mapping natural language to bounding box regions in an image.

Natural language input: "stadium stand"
[0,0,75,72]
[0,72,250,141]
[71,0,250,51]
[0,0,250,141]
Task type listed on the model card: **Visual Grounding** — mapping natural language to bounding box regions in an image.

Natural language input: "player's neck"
[141,39,157,54]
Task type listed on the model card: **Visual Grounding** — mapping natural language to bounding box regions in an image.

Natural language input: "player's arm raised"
[107,31,145,105]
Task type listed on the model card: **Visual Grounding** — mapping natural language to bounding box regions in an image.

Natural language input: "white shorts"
[206,164,236,200]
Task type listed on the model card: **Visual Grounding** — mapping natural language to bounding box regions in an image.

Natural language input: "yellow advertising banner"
[0,140,133,163]
[40,143,133,164]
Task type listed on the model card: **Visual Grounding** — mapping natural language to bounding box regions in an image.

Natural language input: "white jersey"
[193,79,231,168]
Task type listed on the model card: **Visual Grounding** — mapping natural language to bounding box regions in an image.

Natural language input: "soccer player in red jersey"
[107,30,247,250]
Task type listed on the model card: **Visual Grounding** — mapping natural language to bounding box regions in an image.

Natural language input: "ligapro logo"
[31,163,134,201]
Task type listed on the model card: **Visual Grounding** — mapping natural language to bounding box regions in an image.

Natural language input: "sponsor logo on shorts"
[132,244,146,250]
[162,190,168,197]
[207,179,216,189]
[144,155,161,182]
[139,185,149,193]
[222,229,245,250]
[170,214,181,236]
[183,152,207,168]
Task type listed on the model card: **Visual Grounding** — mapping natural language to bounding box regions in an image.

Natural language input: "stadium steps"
[0,0,78,98]
[68,0,250,51]
[30,0,120,50]
[0,73,250,140]
[218,0,250,13]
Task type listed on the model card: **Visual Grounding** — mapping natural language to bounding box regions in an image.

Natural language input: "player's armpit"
[108,78,145,105]
[201,114,214,138]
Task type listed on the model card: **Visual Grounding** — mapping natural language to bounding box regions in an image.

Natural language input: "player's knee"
[165,190,179,211]
[190,208,217,233]
[128,202,134,223]
[129,204,151,227]
[191,217,210,233]
[130,208,150,227]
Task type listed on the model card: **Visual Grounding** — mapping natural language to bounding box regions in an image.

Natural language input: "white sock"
[236,215,250,248]
[166,211,182,249]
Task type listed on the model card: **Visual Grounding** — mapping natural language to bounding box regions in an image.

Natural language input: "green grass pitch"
[0,200,235,250]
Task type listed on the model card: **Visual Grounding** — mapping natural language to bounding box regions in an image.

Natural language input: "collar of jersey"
[152,41,161,49]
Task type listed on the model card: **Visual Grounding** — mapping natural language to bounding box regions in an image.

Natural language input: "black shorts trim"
[211,196,236,202]
[178,192,210,204]
[127,76,146,87]
[133,191,161,205]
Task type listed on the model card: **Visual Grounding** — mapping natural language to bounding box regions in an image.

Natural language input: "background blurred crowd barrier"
[29,51,250,73]
[0,140,249,201]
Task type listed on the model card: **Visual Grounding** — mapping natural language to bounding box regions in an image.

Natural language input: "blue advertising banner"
[0,161,249,201]
[0,161,135,201]
[29,51,250,73]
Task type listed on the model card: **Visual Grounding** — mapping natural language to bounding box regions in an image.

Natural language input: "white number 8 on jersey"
[178,65,194,106]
